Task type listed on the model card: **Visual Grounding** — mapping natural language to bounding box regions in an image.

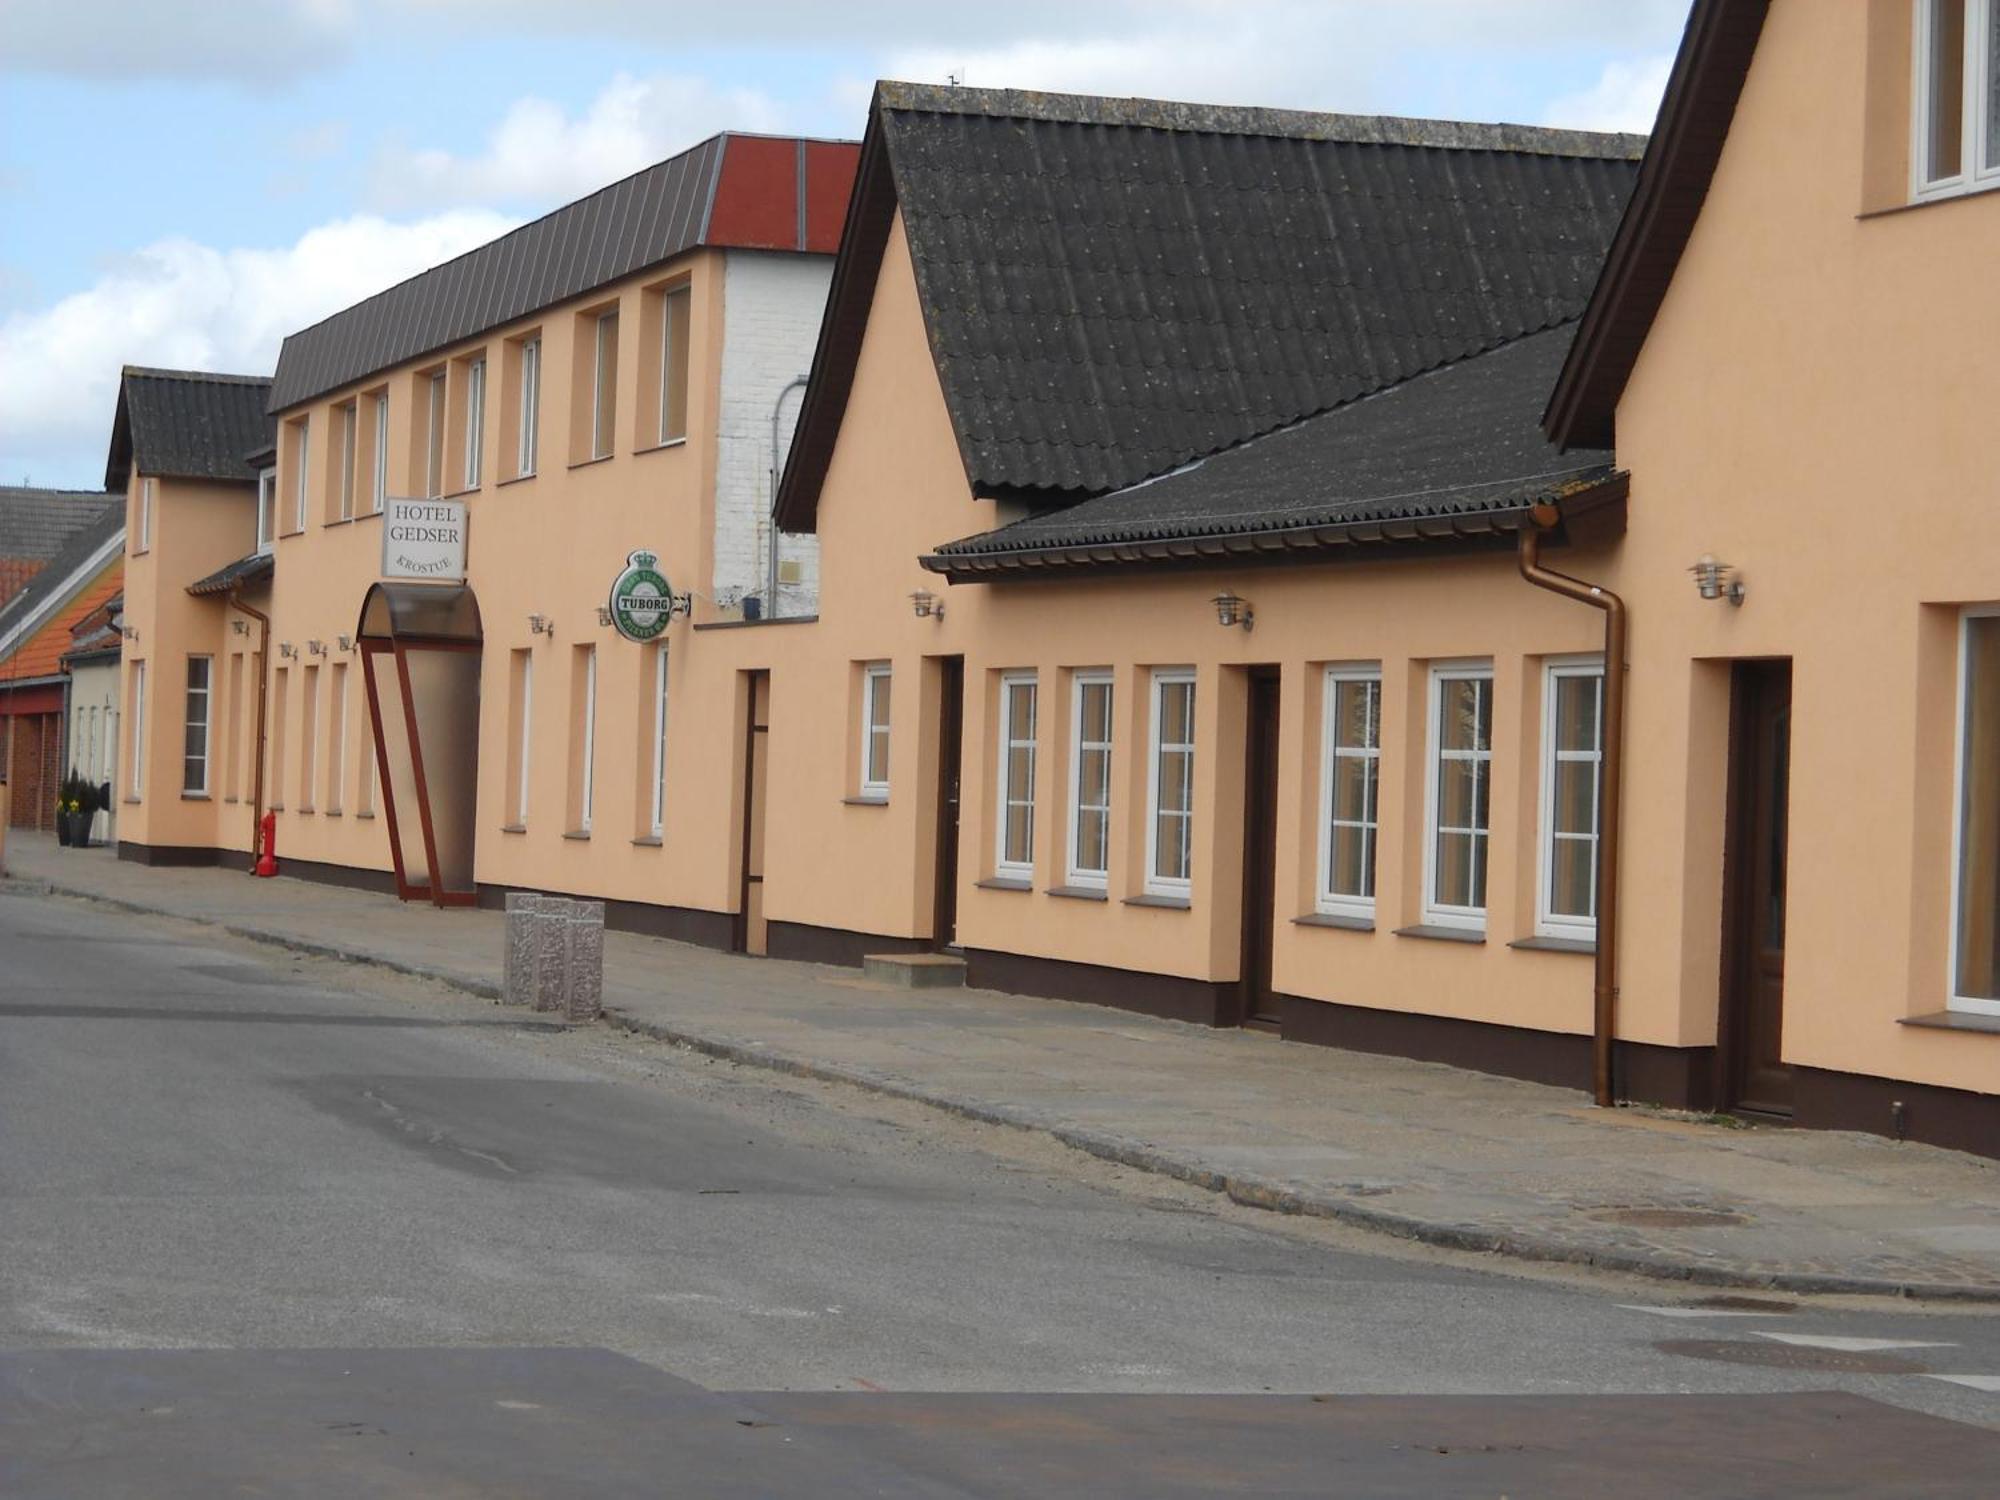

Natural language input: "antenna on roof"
[946,69,964,87]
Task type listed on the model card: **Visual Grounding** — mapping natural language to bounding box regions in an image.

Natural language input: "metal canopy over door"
[1240,667,1283,1028]
[1720,659,1793,1116]
[356,582,482,908]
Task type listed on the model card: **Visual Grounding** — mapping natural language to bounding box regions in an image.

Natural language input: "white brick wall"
[715,251,831,617]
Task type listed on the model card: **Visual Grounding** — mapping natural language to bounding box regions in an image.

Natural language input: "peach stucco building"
[107,0,1997,1156]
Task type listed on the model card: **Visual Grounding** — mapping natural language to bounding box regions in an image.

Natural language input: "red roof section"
[708,135,861,254]
[0,557,123,685]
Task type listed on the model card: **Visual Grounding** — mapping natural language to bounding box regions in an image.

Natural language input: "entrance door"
[932,656,964,951]
[1721,660,1793,1115]
[736,670,770,956]
[1240,668,1283,1028]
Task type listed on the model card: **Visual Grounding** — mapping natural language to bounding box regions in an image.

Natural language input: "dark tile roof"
[104,367,275,491]
[0,486,115,564]
[268,133,860,414]
[0,499,123,647]
[186,550,274,597]
[777,82,1645,529]
[923,324,1618,577]
[1545,0,1768,450]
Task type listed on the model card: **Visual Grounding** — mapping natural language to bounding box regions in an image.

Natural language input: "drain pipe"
[766,374,809,620]
[1518,504,1626,1108]
[228,590,271,874]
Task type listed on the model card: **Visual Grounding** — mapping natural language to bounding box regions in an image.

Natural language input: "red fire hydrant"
[254,810,279,878]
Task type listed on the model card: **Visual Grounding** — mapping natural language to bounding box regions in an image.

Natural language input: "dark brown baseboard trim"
[475,884,735,952]
[263,855,401,896]
[964,947,1236,1026]
[1793,1065,1998,1162]
[767,920,932,968]
[1280,994,1717,1110]
[117,840,223,867]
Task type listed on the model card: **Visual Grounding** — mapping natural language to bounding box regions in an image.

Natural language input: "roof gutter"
[1518,502,1626,1108]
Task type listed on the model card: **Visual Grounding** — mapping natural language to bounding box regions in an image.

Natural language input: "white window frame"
[518,337,540,477]
[463,355,485,489]
[649,644,669,838]
[326,663,347,814]
[292,418,309,532]
[337,401,357,521]
[658,285,689,445]
[1948,605,2000,1016]
[136,476,153,553]
[514,651,533,827]
[129,661,146,799]
[1536,658,1605,942]
[1914,0,2000,200]
[859,662,892,800]
[995,671,1038,881]
[578,647,598,834]
[182,656,211,796]
[1316,664,1382,920]
[371,391,389,513]
[592,309,618,461]
[256,467,277,555]
[425,370,446,498]
[1144,668,1197,899]
[1423,662,1494,932]
[1066,670,1114,890]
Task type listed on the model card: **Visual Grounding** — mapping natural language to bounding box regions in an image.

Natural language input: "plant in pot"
[57,770,97,848]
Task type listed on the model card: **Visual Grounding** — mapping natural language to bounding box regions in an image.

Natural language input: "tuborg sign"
[607,550,681,642]
[381,497,468,582]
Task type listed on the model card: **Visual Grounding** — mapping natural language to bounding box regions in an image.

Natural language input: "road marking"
[1925,1374,2000,1392]
[1754,1334,1955,1352]
[1618,1305,1778,1319]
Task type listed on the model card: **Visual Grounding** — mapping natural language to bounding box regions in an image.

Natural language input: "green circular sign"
[608,550,674,642]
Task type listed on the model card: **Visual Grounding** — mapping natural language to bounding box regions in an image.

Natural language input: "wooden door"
[737,670,771,956]
[1240,668,1283,1028]
[932,656,964,951]
[1721,660,1793,1115]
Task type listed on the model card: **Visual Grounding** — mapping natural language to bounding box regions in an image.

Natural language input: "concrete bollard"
[503,892,541,1007]
[565,900,605,1022]
[533,897,575,1015]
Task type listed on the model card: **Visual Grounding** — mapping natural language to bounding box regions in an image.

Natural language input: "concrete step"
[862,952,966,988]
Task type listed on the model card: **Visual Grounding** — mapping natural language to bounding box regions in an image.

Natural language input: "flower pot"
[55,814,73,847]
[70,810,94,847]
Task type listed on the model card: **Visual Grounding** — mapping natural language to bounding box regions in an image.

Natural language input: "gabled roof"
[0,485,114,608]
[268,132,860,414]
[1543,0,1770,450]
[922,324,1620,579]
[0,499,124,680]
[104,367,275,492]
[777,81,1644,531]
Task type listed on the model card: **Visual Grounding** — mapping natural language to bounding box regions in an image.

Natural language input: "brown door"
[932,656,964,950]
[1721,660,1793,1115]
[1240,668,1283,1028]
[736,670,771,956]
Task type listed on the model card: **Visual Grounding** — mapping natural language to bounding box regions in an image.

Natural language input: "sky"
[0,0,1693,490]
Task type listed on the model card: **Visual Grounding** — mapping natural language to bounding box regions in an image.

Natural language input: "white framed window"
[425,370,446,498]
[1915,0,2000,200]
[659,284,690,445]
[128,661,146,799]
[649,643,670,838]
[518,337,540,477]
[996,672,1038,880]
[1950,607,2000,1016]
[337,400,357,521]
[860,662,891,799]
[1066,670,1114,889]
[182,657,211,796]
[1145,668,1197,898]
[256,467,277,554]
[292,417,310,532]
[1317,665,1381,919]
[463,355,486,489]
[1537,659,1604,941]
[135,476,154,553]
[592,309,619,460]
[371,391,389,512]
[326,662,347,814]
[578,647,598,833]
[1424,663,1493,930]
[513,651,533,827]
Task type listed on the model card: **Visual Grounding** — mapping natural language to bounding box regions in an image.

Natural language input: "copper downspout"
[228,590,270,873]
[1518,505,1626,1108]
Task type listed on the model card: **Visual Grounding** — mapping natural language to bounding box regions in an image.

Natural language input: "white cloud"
[0,210,513,487]
[0,0,358,82]
[1540,55,1675,134]
[368,72,792,212]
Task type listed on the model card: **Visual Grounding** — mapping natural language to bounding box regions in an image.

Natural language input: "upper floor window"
[256,467,277,554]
[134,476,153,553]
[290,417,310,532]
[423,370,446,498]
[1916,0,2000,199]
[659,285,690,445]
[336,400,357,521]
[370,390,388,513]
[517,336,541,478]
[463,355,486,489]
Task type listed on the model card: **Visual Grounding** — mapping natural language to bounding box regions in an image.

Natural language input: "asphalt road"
[4,888,2000,1495]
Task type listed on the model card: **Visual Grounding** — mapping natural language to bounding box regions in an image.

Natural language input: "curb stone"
[12,874,2000,1305]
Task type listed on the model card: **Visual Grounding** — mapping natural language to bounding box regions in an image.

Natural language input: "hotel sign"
[381,497,468,582]
[608,550,676,642]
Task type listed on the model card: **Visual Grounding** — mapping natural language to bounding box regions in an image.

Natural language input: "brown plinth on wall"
[767,920,932,969]
[476,885,735,952]
[964,948,1238,1027]
[1793,1065,1999,1162]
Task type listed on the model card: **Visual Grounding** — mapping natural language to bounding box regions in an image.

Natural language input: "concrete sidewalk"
[7,834,1999,1301]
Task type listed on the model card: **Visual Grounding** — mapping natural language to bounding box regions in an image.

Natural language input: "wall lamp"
[306,639,327,657]
[528,614,556,638]
[230,619,250,637]
[277,641,298,659]
[337,634,355,653]
[120,625,139,642]
[1690,554,1745,607]
[910,588,945,622]
[1211,591,1255,631]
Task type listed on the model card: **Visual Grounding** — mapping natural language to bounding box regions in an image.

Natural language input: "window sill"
[322,514,359,528]
[1295,911,1374,932]
[1125,893,1192,910]
[1860,179,2000,220]
[500,823,526,834]
[122,796,142,806]
[325,809,343,818]
[1510,934,1596,955]
[1900,1010,2000,1037]
[296,806,315,816]
[1048,884,1108,901]
[443,485,481,500]
[632,834,663,847]
[355,810,376,820]
[695,615,820,631]
[224,796,239,805]
[976,876,1032,893]
[567,453,615,471]
[496,472,537,489]
[1394,923,1485,945]
[635,438,688,456]
[563,829,592,841]
[844,793,889,807]
[180,792,212,802]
